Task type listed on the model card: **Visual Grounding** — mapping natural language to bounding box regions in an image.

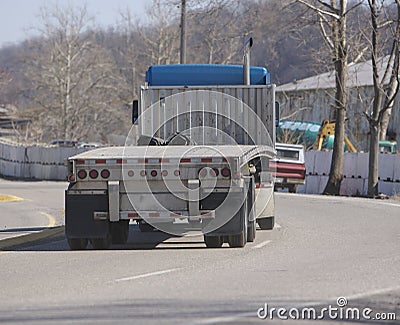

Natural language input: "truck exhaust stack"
[243,37,253,85]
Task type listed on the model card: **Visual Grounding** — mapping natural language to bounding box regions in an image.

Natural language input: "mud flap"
[65,190,110,239]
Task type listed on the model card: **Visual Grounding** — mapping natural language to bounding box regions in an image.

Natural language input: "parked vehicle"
[271,143,306,193]
[65,51,278,250]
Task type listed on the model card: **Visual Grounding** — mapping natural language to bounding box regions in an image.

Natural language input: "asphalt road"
[0,180,399,324]
[0,179,65,240]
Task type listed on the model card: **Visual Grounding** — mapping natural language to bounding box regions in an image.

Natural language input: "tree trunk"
[323,1,347,195]
[368,123,379,197]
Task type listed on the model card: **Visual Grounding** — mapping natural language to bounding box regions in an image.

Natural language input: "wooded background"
[0,0,396,144]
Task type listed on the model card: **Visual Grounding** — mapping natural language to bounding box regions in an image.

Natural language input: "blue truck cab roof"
[145,64,270,86]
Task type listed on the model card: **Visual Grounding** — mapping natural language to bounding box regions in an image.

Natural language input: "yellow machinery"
[313,119,357,152]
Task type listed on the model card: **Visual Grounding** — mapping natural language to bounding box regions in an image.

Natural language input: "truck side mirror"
[275,101,280,127]
[132,100,139,124]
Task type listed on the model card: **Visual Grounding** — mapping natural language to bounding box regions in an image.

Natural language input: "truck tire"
[288,185,297,193]
[91,236,111,250]
[67,238,88,250]
[111,220,130,244]
[247,219,256,242]
[138,220,155,232]
[228,202,247,248]
[204,235,223,248]
[257,216,275,230]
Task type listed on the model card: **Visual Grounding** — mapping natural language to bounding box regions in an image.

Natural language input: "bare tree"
[138,0,180,65]
[23,4,123,142]
[364,0,400,197]
[295,0,363,195]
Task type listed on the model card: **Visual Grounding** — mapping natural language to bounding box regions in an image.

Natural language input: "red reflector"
[89,169,98,179]
[211,168,219,177]
[151,170,157,177]
[77,169,87,179]
[199,168,208,177]
[101,169,110,179]
[138,158,148,163]
[162,170,168,177]
[128,170,134,177]
[233,172,241,179]
[140,170,146,177]
[180,158,191,163]
[221,168,231,178]
[76,159,85,165]
[149,212,160,217]
[116,159,127,164]
[128,213,139,218]
[256,184,264,188]
[174,170,180,176]
[159,158,169,163]
[95,159,106,164]
[201,158,212,163]
[69,175,76,182]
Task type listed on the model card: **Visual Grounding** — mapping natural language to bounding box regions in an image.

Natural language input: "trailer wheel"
[204,235,223,248]
[247,219,256,242]
[67,238,88,250]
[111,220,130,244]
[228,203,247,248]
[91,236,111,250]
[257,216,275,230]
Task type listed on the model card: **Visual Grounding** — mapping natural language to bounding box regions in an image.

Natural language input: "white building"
[276,57,400,151]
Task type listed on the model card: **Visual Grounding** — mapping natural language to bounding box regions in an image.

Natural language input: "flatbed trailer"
[65,63,277,250]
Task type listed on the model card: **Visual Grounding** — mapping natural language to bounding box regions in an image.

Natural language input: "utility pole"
[180,0,186,64]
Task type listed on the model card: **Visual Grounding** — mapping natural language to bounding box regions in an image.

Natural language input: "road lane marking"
[0,194,24,202]
[115,268,181,282]
[189,312,253,324]
[40,212,56,227]
[252,240,271,249]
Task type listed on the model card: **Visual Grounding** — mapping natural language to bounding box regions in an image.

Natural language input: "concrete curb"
[0,226,65,250]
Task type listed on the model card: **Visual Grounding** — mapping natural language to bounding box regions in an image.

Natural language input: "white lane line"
[252,240,271,249]
[115,268,180,282]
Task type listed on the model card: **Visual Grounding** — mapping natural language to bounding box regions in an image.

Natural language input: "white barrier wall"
[1,141,399,195]
[0,140,89,180]
[298,151,400,196]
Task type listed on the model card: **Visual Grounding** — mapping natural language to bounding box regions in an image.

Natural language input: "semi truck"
[65,62,277,250]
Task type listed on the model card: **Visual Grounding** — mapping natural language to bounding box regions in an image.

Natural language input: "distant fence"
[0,140,88,180]
[298,151,400,196]
[1,140,399,196]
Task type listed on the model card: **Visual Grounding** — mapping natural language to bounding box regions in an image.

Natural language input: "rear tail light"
[89,169,98,179]
[77,170,87,179]
[174,170,180,176]
[221,167,231,178]
[199,168,208,177]
[101,169,110,179]
[162,170,168,177]
[211,168,219,177]
[128,170,134,177]
[151,170,158,177]
[68,175,76,182]
[140,170,146,177]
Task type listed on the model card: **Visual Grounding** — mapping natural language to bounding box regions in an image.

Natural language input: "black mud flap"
[65,190,110,239]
